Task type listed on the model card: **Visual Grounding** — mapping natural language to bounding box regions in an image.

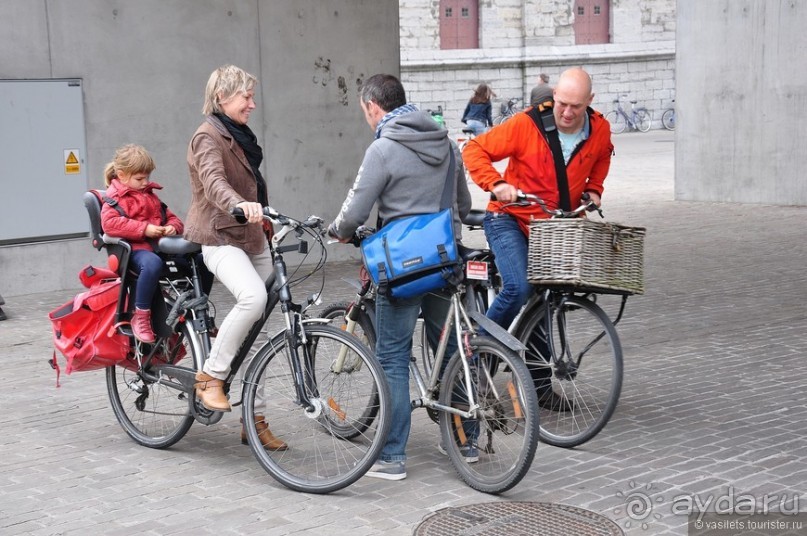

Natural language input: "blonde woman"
[184,65,286,451]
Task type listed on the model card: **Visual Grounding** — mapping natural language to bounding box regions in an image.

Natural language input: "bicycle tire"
[106,321,200,449]
[438,336,539,494]
[604,111,626,134]
[318,302,381,438]
[320,301,377,349]
[635,108,652,132]
[242,324,391,494]
[517,294,623,448]
[662,108,675,130]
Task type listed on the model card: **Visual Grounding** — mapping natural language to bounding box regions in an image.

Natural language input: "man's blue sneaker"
[365,460,406,481]
[438,441,479,463]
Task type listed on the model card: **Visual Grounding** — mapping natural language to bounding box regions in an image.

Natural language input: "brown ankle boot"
[194,371,231,412]
[241,415,288,451]
[132,308,156,343]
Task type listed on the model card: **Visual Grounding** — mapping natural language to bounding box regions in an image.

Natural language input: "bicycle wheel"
[318,302,381,438]
[320,301,376,349]
[662,108,675,130]
[242,324,391,494]
[517,294,623,448]
[604,111,626,134]
[438,336,539,494]
[635,108,652,132]
[106,321,200,449]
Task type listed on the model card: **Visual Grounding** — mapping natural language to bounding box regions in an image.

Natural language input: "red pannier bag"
[48,278,131,386]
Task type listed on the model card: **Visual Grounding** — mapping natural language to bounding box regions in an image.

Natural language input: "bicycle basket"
[527,219,646,295]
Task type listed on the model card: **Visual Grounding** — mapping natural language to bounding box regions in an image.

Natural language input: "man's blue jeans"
[375,291,456,463]
[483,212,532,330]
[484,212,553,392]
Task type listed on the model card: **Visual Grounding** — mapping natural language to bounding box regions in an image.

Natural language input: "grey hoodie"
[331,110,471,240]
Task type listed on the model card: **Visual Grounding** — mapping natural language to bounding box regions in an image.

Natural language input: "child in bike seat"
[100,144,196,344]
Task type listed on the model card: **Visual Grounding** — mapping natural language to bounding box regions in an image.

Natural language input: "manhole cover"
[414,501,624,536]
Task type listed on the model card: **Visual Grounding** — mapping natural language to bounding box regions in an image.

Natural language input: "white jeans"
[201,244,273,412]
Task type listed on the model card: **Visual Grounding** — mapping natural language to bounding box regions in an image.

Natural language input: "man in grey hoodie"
[329,74,471,481]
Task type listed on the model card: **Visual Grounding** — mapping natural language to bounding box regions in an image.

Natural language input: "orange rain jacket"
[462,107,613,235]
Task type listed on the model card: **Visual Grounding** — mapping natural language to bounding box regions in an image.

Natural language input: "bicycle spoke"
[242,325,390,494]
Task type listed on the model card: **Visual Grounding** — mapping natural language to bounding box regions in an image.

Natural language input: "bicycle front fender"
[468,311,527,353]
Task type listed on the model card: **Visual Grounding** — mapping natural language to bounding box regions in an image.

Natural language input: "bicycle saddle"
[462,209,485,227]
[157,236,202,255]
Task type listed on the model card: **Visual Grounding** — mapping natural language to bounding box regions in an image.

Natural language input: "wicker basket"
[527,219,646,295]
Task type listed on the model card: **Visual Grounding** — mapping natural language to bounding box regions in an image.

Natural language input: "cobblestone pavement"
[3,130,807,535]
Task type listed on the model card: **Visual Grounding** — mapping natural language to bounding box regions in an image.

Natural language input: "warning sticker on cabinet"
[64,149,80,174]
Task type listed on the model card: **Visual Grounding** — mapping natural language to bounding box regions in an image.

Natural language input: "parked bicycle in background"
[662,99,676,130]
[427,105,446,129]
[605,96,652,134]
[493,97,522,125]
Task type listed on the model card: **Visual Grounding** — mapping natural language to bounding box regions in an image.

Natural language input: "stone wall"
[0,0,400,297]
[399,0,676,136]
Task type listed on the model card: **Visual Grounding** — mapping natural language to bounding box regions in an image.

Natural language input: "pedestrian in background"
[461,82,495,136]
[529,73,553,107]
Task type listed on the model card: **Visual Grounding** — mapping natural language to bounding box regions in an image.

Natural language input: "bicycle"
[468,192,626,448]
[604,96,652,134]
[427,105,446,129]
[91,197,391,494]
[456,127,476,152]
[323,229,540,494]
[326,195,627,449]
[661,99,676,131]
[493,97,522,125]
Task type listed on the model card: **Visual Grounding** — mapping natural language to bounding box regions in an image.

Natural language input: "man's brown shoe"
[241,415,288,451]
[194,371,231,412]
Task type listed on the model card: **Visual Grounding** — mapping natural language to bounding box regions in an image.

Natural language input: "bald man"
[462,67,613,409]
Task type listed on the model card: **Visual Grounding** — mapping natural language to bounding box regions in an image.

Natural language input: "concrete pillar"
[675,0,807,205]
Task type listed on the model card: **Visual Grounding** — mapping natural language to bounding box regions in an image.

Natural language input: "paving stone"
[4,131,807,535]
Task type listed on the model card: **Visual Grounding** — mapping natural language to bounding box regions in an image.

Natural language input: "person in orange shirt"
[462,67,613,406]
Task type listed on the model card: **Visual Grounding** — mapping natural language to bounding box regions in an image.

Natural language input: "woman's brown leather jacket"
[184,115,268,255]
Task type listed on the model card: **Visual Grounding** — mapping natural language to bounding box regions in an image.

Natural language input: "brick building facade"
[399,0,676,135]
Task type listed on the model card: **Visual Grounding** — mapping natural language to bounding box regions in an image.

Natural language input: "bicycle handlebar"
[232,206,322,228]
[490,190,601,218]
[231,207,325,248]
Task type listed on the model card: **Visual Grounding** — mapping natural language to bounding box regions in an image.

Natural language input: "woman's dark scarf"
[214,113,269,207]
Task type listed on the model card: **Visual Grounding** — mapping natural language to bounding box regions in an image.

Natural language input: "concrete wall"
[675,0,807,205]
[400,0,676,136]
[0,0,398,297]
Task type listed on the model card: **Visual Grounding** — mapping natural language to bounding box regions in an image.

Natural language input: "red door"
[440,0,479,49]
[574,0,610,45]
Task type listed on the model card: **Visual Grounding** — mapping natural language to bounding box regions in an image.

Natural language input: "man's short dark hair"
[360,74,406,113]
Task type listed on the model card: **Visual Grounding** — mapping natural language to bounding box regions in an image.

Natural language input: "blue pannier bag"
[361,208,460,299]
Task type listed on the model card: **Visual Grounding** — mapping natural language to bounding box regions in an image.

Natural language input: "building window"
[574,0,610,44]
[440,0,479,49]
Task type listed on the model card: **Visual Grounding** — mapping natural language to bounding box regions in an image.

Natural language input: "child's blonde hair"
[103,144,156,186]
